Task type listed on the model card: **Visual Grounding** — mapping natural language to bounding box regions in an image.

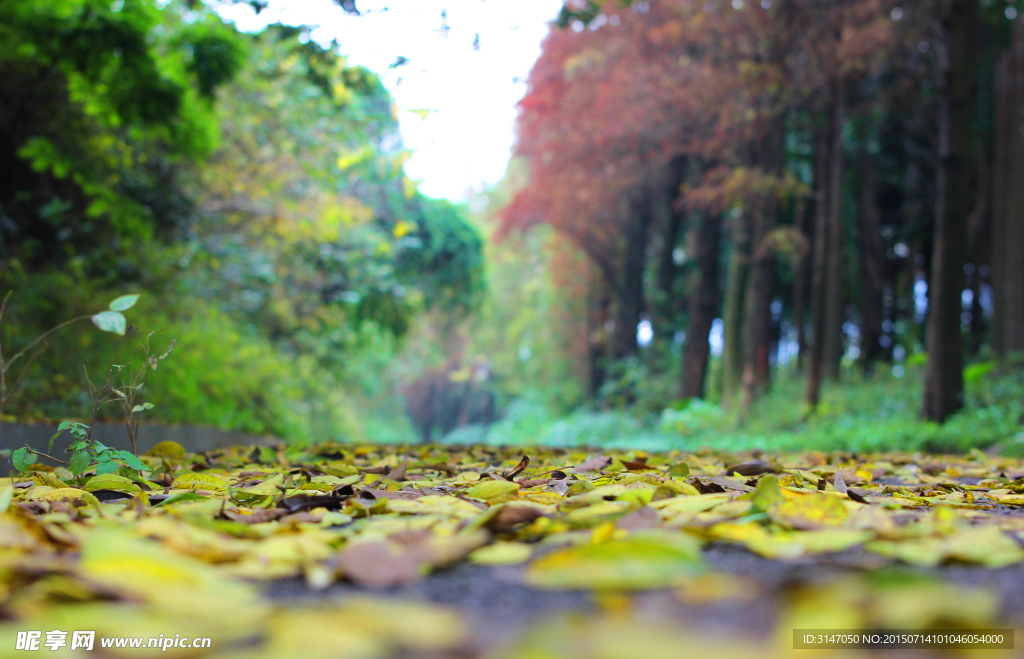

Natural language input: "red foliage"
[502,0,897,251]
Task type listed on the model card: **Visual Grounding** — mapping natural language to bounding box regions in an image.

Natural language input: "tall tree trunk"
[680,213,722,399]
[1001,18,1024,354]
[922,0,977,422]
[823,83,847,381]
[805,111,832,408]
[611,200,652,361]
[721,210,751,407]
[740,120,784,415]
[741,211,776,416]
[588,278,612,398]
[967,137,989,353]
[990,48,1010,355]
[655,156,688,345]
[792,193,810,373]
[858,148,886,372]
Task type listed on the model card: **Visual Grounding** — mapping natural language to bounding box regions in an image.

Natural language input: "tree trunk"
[681,213,722,399]
[823,82,847,381]
[792,193,810,373]
[611,200,652,361]
[741,210,776,416]
[990,48,1010,355]
[588,278,612,398]
[741,121,785,414]
[967,136,989,353]
[922,0,976,422]
[721,210,751,408]
[655,157,688,346]
[857,148,886,372]
[1001,18,1024,354]
[805,111,832,408]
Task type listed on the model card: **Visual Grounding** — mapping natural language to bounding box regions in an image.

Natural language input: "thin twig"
[0,289,11,453]
[5,315,91,368]
[24,447,70,466]
[0,290,13,324]
[5,344,47,401]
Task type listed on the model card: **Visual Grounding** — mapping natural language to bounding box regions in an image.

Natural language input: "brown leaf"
[616,506,662,531]
[280,512,323,524]
[361,487,420,501]
[423,462,457,476]
[277,492,348,513]
[621,458,654,471]
[722,461,776,476]
[223,508,288,524]
[550,479,570,496]
[846,488,869,504]
[452,493,489,511]
[694,480,727,494]
[483,502,547,534]
[385,460,409,482]
[573,455,612,473]
[504,455,530,480]
[333,541,423,587]
[704,476,754,493]
[834,470,848,494]
[333,484,356,497]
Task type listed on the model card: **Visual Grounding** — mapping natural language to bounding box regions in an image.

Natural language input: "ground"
[3,442,1024,658]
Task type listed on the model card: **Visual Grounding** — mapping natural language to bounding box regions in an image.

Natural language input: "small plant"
[10,421,149,479]
[83,329,176,457]
[8,325,175,479]
[0,292,141,457]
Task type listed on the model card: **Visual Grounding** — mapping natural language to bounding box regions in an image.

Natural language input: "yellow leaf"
[617,488,654,505]
[33,472,70,489]
[564,501,635,528]
[171,473,229,492]
[651,493,731,513]
[520,490,564,505]
[231,474,284,506]
[40,487,95,504]
[469,542,532,566]
[84,474,141,493]
[465,480,519,503]
[147,441,186,460]
[526,534,702,590]
[771,492,848,529]
[750,474,781,512]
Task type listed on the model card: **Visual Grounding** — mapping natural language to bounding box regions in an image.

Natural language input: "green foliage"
[476,366,1024,455]
[10,448,33,474]
[0,0,246,275]
[399,197,485,314]
[184,23,484,365]
[55,422,149,477]
[11,420,149,477]
[0,10,483,443]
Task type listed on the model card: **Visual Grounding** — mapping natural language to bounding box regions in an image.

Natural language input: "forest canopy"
[0,0,483,439]
[493,0,1024,436]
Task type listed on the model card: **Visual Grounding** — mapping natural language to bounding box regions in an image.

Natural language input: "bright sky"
[214,0,563,201]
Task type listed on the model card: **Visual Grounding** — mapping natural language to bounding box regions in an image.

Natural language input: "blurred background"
[1,0,1022,454]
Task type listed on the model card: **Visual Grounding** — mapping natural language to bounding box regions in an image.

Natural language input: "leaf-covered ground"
[4,442,1024,657]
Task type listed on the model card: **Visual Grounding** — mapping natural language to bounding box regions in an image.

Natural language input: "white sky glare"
[214,0,563,201]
